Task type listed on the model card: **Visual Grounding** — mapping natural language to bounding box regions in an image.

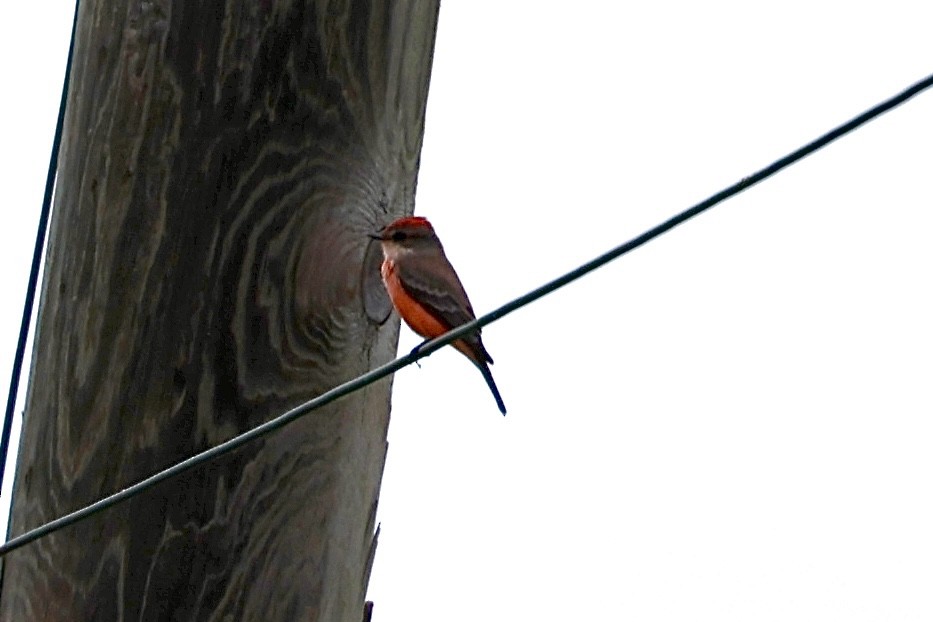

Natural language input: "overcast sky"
[2,2,932,621]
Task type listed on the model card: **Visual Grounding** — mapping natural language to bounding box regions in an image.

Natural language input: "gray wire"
[2,72,931,558]
[1,0,81,517]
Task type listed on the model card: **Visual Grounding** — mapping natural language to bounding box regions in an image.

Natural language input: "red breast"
[381,259,479,363]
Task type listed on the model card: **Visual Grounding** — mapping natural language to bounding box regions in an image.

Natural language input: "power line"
[1,72,931,558]
[0,0,81,508]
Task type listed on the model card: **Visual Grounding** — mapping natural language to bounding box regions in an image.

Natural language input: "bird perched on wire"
[370,216,507,415]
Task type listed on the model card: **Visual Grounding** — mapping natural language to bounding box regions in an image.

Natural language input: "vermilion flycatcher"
[371,216,507,415]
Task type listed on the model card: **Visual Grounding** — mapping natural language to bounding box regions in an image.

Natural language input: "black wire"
[1,72,931,558]
[0,0,81,505]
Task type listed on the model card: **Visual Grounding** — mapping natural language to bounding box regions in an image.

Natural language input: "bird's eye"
[392,231,407,241]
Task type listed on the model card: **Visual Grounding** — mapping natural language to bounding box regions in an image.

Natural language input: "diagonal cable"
[1,0,82,503]
[1,72,931,558]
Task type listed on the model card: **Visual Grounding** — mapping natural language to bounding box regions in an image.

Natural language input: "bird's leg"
[409,339,431,368]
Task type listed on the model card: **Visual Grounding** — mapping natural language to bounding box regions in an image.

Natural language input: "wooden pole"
[1,1,439,619]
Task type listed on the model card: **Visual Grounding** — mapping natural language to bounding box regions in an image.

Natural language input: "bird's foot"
[409,340,430,368]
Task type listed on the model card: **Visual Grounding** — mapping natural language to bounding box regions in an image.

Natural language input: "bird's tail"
[476,362,507,416]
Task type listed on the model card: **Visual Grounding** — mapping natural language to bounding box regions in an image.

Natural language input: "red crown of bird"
[382,216,434,233]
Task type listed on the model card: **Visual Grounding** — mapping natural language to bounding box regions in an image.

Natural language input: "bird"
[370,216,507,415]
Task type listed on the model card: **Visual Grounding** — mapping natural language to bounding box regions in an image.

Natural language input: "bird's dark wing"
[395,252,494,363]
[395,252,476,328]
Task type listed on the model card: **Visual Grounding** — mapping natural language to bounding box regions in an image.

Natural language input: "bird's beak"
[367,232,383,241]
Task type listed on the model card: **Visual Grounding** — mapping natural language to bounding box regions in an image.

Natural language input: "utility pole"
[0,1,440,619]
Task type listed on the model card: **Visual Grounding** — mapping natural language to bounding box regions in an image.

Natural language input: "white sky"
[2,2,932,621]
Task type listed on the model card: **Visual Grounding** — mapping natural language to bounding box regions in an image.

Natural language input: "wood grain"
[0,1,439,619]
